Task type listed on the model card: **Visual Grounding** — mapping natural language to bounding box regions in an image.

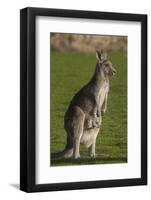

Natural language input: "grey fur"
[51,50,116,159]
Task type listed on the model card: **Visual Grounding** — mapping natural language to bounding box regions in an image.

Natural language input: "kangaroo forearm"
[101,94,108,114]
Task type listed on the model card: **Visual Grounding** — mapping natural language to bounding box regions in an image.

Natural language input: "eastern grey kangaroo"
[51,50,116,159]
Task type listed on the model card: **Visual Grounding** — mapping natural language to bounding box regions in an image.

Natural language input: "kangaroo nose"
[113,68,116,75]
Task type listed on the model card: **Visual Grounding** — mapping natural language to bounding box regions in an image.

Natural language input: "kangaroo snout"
[112,68,116,75]
[109,67,116,76]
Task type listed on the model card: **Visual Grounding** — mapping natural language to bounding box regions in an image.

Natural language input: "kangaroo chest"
[97,81,109,108]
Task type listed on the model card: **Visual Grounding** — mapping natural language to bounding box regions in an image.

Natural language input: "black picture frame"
[20,7,147,192]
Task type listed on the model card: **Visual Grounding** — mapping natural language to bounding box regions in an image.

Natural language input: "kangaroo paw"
[96,110,101,117]
[101,110,105,116]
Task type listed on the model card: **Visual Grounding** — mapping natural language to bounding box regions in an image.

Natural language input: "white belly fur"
[80,126,100,148]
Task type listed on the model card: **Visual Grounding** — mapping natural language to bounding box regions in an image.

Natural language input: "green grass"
[50,51,127,166]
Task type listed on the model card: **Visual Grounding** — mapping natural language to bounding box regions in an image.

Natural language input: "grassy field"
[50,51,127,166]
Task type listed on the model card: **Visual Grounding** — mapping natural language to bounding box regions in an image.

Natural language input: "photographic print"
[20,7,147,192]
[50,33,127,166]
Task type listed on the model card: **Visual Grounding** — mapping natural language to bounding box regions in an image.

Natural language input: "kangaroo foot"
[89,153,96,158]
[88,151,96,158]
[73,153,81,159]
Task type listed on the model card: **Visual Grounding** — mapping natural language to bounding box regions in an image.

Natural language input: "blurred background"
[51,33,127,53]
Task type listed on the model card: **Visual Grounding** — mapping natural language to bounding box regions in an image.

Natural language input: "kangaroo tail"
[51,135,74,159]
[51,148,73,159]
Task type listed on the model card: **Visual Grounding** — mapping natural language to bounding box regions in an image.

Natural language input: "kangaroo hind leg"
[72,106,85,159]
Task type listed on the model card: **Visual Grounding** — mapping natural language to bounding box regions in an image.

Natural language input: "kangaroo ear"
[96,50,107,62]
